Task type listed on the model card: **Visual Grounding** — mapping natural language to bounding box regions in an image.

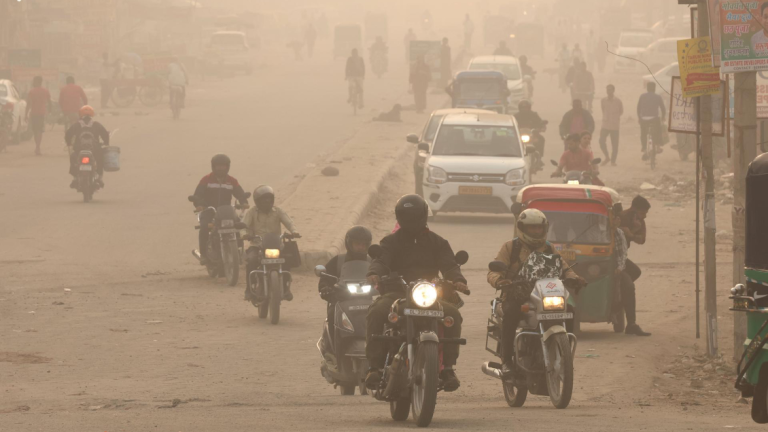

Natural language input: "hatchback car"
[421,113,527,215]
[0,80,29,143]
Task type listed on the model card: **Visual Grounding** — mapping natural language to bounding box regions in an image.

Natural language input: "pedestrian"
[558,99,594,144]
[58,76,88,130]
[25,76,51,156]
[599,84,623,166]
[612,203,651,337]
[100,52,117,109]
[440,37,452,87]
[619,195,650,284]
[410,55,431,113]
[463,14,474,49]
[636,82,666,160]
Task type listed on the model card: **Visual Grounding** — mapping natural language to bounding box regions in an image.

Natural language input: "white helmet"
[517,208,549,248]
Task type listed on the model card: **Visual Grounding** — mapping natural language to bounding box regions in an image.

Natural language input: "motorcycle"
[0,101,13,152]
[482,254,578,409]
[550,158,602,185]
[247,232,300,325]
[75,142,102,202]
[315,259,375,395]
[368,245,469,427]
[371,49,388,78]
[170,86,184,120]
[520,120,548,183]
[189,193,250,286]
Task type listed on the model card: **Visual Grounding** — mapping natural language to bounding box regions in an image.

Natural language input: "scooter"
[315,259,375,395]
[482,255,578,409]
[247,232,300,325]
[520,120,548,182]
[550,158,602,185]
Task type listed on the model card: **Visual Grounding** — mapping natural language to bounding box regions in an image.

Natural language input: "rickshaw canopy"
[516,184,620,209]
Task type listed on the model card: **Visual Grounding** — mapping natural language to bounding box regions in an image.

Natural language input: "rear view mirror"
[314,265,327,277]
[243,192,252,199]
[368,244,383,259]
[417,143,429,152]
[455,250,469,266]
[489,260,508,273]
[510,202,524,217]
[406,133,420,144]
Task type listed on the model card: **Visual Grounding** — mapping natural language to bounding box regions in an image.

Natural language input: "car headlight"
[427,165,447,184]
[505,168,525,186]
[411,283,437,308]
[347,283,372,294]
[521,134,531,143]
[543,296,565,311]
[264,249,280,259]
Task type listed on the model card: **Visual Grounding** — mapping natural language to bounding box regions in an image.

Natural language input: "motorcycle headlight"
[543,296,565,311]
[521,134,531,143]
[505,168,525,186]
[411,283,437,308]
[427,165,447,184]
[264,249,280,259]
[347,283,372,294]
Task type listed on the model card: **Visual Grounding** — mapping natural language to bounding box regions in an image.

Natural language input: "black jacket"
[65,118,110,148]
[192,173,248,208]
[368,229,466,294]
[559,108,595,138]
[514,110,545,130]
[346,56,365,78]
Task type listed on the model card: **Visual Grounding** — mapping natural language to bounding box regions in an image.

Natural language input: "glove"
[564,276,587,293]
[195,206,205,212]
[454,281,470,295]
[367,274,380,287]
[292,232,302,239]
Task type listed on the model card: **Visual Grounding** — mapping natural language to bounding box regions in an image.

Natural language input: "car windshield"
[620,33,653,48]
[457,81,504,100]
[469,63,521,80]
[543,211,611,245]
[424,115,444,142]
[212,33,245,47]
[433,125,521,157]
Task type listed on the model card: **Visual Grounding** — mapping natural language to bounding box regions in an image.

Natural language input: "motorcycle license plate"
[459,186,492,195]
[538,312,573,320]
[79,165,92,171]
[403,308,443,318]
[261,258,285,264]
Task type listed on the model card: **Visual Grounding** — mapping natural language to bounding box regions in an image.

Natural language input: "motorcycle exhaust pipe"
[192,249,202,261]
[481,362,502,380]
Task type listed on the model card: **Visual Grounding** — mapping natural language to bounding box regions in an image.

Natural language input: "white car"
[639,37,683,74]
[421,112,527,215]
[206,31,253,74]
[613,30,655,73]
[643,62,679,110]
[467,56,528,113]
[0,80,29,142]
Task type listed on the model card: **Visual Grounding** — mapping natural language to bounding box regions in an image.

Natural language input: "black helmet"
[253,185,275,211]
[345,226,372,252]
[395,194,429,231]
[210,154,231,172]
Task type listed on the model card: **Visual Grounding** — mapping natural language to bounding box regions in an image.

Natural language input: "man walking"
[599,84,623,166]
[410,55,431,113]
[619,195,652,336]
[25,76,51,156]
[59,76,88,130]
[636,82,666,160]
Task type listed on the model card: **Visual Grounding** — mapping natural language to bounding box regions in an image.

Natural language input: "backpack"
[77,120,97,149]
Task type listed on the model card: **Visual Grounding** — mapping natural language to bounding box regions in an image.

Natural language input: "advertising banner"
[719,0,768,72]
[669,76,726,136]
[678,37,721,97]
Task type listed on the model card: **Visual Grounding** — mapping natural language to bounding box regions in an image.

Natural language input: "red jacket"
[59,84,88,114]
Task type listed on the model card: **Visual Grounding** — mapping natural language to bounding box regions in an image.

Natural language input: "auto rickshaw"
[514,184,624,333]
[731,152,768,424]
[334,24,362,59]
[446,70,510,114]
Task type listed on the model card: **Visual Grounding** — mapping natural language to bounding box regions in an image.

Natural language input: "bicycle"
[348,78,362,115]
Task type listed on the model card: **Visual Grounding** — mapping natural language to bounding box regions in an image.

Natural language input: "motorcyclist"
[167,57,188,109]
[191,154,249,266]
[493,41,513,56]
[364,194,467,392]
[319,226,373,323]
[552,133,604,186]
[243,185,300,302]
[487,209,585,375]
[65,105,110,189]
[345,49,366,108]
[514,100,545,130]
[369,36,389,73]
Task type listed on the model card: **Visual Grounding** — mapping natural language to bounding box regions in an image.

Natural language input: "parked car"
[467,56,528,113]
[0,80,29,143]
[406,108,494,196]
[639,37,683,74]
[420,112,527,216]
[206,31,253,75]
[613,30,655,73]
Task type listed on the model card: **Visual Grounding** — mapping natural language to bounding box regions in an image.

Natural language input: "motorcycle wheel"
[339,383,355,396]
[390,398,410,421]
[223,241,240,286]
[411,341,439,427]
[268,271,282,325]
[502,377,527,407]
[356,359,369,396]
[612,309,626,333]
[753,370,768,423]
[545,333,574,409]
[79,173,92,203]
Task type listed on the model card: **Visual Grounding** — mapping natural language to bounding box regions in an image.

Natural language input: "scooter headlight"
[411,283,437,308]
[543,296,565,311]
[521,134,531,143]
[347,283,372,294]
[264,249,280,259]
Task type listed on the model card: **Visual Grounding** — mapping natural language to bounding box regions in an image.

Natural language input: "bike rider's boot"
[365,367,383,390]
[199,252,210,266]
[501,360,515,377]
[283,286,294,301]
[440,368,460,392]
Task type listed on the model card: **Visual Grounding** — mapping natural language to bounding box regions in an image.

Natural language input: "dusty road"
[0,42,758,431]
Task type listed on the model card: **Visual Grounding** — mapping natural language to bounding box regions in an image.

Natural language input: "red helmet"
[79,105,95,118]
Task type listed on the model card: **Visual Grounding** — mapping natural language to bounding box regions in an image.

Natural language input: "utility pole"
[697,0,718,357]
[732,72,757,360]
